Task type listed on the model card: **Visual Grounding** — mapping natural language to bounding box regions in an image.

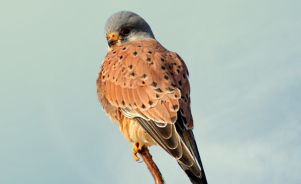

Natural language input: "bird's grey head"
[104,11,155,50]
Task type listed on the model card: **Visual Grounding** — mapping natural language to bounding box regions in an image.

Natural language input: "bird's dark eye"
[120,28,131,35]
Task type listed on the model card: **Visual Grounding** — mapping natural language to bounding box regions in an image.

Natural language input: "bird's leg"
[133,142,141,161]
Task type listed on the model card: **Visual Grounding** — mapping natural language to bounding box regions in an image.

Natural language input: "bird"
[96,11,208,184]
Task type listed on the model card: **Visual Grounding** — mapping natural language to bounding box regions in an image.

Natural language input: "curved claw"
[133,142,141,161]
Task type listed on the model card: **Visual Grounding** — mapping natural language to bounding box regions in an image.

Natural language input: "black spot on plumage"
[130,72,136,76]
[156,94,160,98]
[140,74,147,78]
[124,83,126,86]
[133,51,138,56]
[138,45,141,47]
[171,83,176,87]
[170,116,177,123]
[164,76,169,80]
[166,87,174,91]
[119,56,123,59]
[177,69,180,73]
[128,65,133,69]
[173,62,177,65]
[154,88,163,93]
[161,58,165,62]
[142,81,145,84]
[148,51,152,54]
[175,94,178,98]
[173,105,179,110]
[113,51,116,54]
[150,82,157,87]
[183,74,186,79]
[146,58,151,62]
[178,66,181,68]
[123,47,126,50]
[148,101,153,105]
[178,81,182,86]
[161,66,165,70]
[115,100,119,105]
[181,96,184,99]
[113,77,115,79]
[129,103,132,106]
[141,104,146,109]
[134,102,137,106]
[168,65,172,69]
[102,76,105,79]
[121,101,125,106]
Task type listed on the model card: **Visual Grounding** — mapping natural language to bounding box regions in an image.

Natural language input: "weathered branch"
[138,147,165,184]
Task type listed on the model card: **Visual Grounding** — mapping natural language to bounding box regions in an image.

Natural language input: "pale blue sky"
[1,0,300,184]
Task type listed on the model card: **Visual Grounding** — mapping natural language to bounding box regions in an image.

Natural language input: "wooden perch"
[138,147,165,184]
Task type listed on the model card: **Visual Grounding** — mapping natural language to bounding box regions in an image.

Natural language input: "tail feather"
[182,130,208,184]
[178,162,207,184]
[176,111,208,184]
[134,111,208,184]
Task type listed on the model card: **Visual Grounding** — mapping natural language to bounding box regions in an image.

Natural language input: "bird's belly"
[117,110,157,148]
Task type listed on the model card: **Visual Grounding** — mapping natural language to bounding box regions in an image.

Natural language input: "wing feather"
[97,39,203,181]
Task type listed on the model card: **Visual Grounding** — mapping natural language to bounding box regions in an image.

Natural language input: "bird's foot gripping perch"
[133,142,141,161]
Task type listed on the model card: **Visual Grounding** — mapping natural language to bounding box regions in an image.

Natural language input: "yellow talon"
[133,142,141,161]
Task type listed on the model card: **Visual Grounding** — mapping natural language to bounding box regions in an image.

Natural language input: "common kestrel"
[96,11,208,184]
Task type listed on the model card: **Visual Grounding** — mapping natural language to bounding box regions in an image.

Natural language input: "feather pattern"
[98,39,192,126]
[96,39,206,183]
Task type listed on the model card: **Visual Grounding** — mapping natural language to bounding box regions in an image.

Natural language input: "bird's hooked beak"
[106,33,119,48]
